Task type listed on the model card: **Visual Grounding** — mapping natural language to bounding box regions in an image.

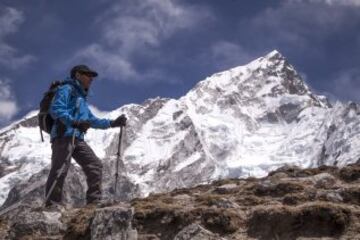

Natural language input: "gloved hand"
[72,120,91,133]
[110,114,127,127]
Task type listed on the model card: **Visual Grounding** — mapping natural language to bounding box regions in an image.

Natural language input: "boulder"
[173,223,226,240]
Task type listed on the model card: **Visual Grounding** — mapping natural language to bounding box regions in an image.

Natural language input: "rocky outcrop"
[0,203,137,240]
[1,164,359,239]
[132,163,360,239]
[173,224,226,240]
[91,206,137,240]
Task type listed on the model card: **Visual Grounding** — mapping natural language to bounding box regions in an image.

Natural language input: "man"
[44,64,127,208]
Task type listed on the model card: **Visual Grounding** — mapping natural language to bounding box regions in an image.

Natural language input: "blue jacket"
[49,77,111,142]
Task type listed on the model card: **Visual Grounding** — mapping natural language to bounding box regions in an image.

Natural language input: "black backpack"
[38,80,73,142]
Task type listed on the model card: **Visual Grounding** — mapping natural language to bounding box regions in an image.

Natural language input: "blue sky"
[0,0,359,127]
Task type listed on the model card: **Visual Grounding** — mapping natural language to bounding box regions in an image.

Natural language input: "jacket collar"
[66,77,93,98]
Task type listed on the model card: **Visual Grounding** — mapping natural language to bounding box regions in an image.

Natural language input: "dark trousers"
[45,137,103,205]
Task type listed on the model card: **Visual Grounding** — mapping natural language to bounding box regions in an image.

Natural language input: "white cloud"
[0,43,36,68]
[0,7,23,37]
[72,44,139,79]
[0,7,36,69]
[71,0,212,83]
[69,44,178,84]
[289,0,360,6]
[101,0,210,54]
[0,79,19,123]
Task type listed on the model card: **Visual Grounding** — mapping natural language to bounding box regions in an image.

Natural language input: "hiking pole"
[114,125,125,199]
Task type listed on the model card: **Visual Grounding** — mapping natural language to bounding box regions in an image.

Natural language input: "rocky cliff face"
[0,163,359,239]
[0,50,360,220]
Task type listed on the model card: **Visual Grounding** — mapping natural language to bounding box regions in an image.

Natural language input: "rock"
[339,164,360,182]
[283,193,309,205]
[201,208,244,235]
[316,190,344,203]
[269,172,289,181]
[253,180,304,197]
[91,205,137,240]
[18,115,38,128]
[0,219,10,240]
[173,223,227,240]
[173,194,192,201]
[326,191,343,203]
[310,173,338,189]
[213,183,238,194]
[7,208,66,239]
[211,198,239,209]
[340,187,360,205]
[268,165,302,177]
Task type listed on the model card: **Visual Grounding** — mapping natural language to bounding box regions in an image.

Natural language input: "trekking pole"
[114,125,125,199]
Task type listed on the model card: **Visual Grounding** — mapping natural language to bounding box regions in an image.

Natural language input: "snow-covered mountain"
[1,50,360,208]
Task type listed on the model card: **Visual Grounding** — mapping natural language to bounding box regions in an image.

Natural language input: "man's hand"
[110,114,127,128]
[72,120,91,133]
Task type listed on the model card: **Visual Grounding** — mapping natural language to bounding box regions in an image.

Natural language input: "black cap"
[70,65,98,78]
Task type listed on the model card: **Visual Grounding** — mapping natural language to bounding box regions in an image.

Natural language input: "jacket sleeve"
[49,85,75,126]
[88,108,111,129]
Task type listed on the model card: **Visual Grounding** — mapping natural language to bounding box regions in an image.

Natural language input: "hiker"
[44,64,127,208]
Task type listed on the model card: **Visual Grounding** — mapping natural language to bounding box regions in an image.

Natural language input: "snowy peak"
[265,49,283,58]
[185,50,328,128]
[0,111,38,137]
[257,49,285,64]
[251,50,311,96]
[190,50,317,101]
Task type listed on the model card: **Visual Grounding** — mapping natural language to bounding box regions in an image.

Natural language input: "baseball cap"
[70,65,98,78]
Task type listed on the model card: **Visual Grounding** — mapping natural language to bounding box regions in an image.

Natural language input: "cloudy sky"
[0,0,359,127]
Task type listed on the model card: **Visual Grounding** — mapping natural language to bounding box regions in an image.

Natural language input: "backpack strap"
[40,126,44,142]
